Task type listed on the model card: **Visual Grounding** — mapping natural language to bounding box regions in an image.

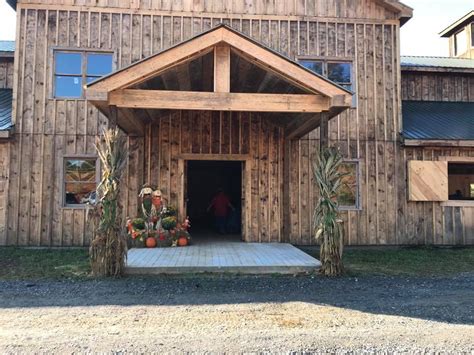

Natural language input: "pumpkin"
[146,237,157,248]
[178,236,188,247]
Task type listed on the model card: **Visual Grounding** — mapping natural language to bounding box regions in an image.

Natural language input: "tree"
[313,147,345,276]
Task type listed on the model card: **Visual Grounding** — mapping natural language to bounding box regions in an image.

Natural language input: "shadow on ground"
[0,273,472,326]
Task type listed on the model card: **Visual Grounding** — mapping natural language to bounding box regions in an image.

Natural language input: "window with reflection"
[54,51,113,98]
[64,158,98,206]
[338,161,360,209]
[299,59,353,92]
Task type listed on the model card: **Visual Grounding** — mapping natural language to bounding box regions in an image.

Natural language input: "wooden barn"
[1,0,473,247]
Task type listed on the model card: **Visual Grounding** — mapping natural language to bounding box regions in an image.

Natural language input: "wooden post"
[320,112,329,150]
[282,139,291,243]
[109,105,118,129]
[214,45,231,93]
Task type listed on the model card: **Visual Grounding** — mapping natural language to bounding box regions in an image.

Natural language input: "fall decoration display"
[126,185,191,248]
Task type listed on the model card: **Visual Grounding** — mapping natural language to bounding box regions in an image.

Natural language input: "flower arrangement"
[126,184,191,248]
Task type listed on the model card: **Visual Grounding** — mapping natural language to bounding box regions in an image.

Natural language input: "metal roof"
[402,101,474,140]
[401,56,474,70]
[0,89,13,131]
[0,40,15,53]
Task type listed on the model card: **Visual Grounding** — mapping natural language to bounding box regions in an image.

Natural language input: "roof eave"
[375,0,413,26]
[439,11,474,37]
[6,0,17,10]
[401,65,474,74]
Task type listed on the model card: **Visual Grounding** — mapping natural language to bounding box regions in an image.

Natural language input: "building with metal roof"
[402,101,474,143]
[401,55,474,71]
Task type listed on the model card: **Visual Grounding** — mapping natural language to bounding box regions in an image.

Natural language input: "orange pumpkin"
[146,237,157,248]
[178,236,188,247]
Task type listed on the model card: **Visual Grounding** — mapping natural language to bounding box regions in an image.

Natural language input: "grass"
[0,246,473,280]
[302,247,474,277]
[0,247,90,280]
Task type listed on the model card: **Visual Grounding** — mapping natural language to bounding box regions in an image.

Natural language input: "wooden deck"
[125,242,321,275]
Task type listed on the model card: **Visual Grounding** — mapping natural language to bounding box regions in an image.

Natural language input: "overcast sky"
[0,1,472,56]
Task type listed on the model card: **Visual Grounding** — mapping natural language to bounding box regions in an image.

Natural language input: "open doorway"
[186,160,243,242]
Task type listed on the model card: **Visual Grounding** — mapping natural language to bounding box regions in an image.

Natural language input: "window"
[299,60,353,91]
[454,29,467,56]
[64,157,99,207]
[338,161,360,209]
[448,163,474,201]
[54,51,113,98]
[471,23,474,47]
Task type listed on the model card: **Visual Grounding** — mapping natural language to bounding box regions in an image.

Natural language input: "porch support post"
[109,105,118,129]
[282,139,292,243]
[320,112,329,150]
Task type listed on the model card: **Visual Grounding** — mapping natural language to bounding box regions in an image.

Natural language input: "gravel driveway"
[1,274,473,353]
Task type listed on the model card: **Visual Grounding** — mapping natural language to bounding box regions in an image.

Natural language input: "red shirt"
[211,193,230,217]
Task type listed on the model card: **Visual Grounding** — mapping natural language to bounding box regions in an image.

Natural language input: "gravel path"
[0,274,473,353]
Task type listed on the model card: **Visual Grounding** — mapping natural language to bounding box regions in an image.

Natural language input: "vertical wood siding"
[400,70,474,246]
[8,3,467,246]
[0,59,14,89]
[146,111,284,243]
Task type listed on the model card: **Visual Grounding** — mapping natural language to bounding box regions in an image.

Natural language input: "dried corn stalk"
[89,128,128,277]
[313,147,345,277]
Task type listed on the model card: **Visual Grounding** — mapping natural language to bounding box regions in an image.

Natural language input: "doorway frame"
[177,153,252,242]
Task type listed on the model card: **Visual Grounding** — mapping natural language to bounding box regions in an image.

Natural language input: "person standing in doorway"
[207,188,235,234]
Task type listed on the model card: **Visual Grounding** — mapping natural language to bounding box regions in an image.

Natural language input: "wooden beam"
[117,108,146,136]
[285,113,322,139]
[109,89,330,113]
[319,112,329,149]
[177,153,251,161]
[214,45,231,93]
[282,139,291,243]
[404,139,474,147]
[109,105,118,128]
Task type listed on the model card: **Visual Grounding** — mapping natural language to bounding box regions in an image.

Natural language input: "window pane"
[87,53,113,76]
[338,163,358,207]
[86,76,99,84]
[64,159,97,205]
[55,52,82,75]
[299,60,324,75]
[455,29,467,55]
[448,163,474,200]
[55,76,83,98]
[327,62,352,84]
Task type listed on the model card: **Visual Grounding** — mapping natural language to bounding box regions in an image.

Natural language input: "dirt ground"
[0,273,473,353]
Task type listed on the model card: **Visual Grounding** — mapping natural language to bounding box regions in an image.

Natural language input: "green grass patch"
[303,247,474,277]
[0,247,91,280]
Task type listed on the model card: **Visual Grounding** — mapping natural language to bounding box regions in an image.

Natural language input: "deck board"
[125,242,320,274]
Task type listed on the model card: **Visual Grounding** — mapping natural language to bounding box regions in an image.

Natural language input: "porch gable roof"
[86,24,352,101]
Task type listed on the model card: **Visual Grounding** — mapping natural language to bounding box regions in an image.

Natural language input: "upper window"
[471,23,474,47]
[64,157,98,207]
[448,163,474,201]
[299,60,353,92]
[54,51,113,98]
[454,29,468,56]
[338,161,360,210]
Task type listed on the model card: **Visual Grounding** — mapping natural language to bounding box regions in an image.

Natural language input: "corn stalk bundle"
[313,147,345,277]
[89,128,128,277]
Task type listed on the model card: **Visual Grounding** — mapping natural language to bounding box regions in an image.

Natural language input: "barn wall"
[17,0,400,21]
[0,58,14,89]
[402,71,474,102]
[145,111,284,243]
[6,3,407,246]
[397,69,474,246]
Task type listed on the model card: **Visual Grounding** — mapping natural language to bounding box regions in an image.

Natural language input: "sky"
[0,0,473,56]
